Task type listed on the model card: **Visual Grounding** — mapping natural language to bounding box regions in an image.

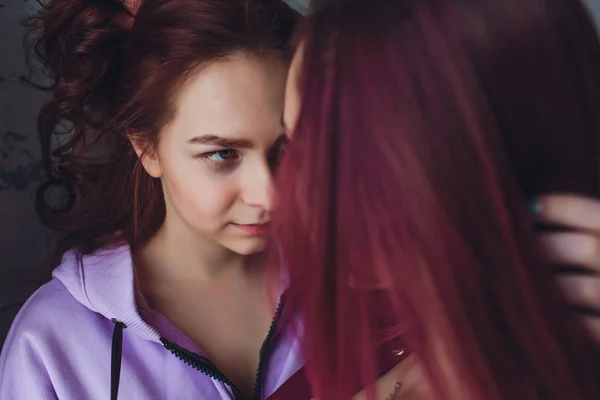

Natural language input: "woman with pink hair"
[275,0,600,398]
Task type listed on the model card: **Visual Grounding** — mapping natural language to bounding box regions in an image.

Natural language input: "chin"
[228,237,267,255]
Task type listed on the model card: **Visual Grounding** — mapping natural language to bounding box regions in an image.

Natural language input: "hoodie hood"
[1,245,306,400]
[52,245,160,342]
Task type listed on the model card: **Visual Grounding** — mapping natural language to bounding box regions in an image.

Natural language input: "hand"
[533,194,600,342]
[350,356,431,400]
[308,356,429,400]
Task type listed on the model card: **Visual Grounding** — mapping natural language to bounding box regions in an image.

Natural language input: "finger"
[393,367,431,400]
[533,194,600,232]
[539,232,600,272]
[581,316,600,344]
[556,275,600,312]
[352,356,416,400]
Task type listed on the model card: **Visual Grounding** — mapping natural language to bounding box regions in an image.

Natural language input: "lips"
[231,222,270,236]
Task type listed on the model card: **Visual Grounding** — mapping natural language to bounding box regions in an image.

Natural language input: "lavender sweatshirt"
[0,246,304,399]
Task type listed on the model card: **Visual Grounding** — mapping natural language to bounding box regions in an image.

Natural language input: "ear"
[130,139,162,178]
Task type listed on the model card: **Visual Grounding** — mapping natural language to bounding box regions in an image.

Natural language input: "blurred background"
[0,0,597,347]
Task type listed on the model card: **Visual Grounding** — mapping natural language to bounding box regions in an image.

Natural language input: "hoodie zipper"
[252,297,285,399]
[161,338,246,399]
[161,295,286,400]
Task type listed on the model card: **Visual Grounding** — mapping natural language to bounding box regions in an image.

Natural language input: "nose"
[240,160,275,213]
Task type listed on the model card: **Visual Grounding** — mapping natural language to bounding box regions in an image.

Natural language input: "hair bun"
[112,0,142,29]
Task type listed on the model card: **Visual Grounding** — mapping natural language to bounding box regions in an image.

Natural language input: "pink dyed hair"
[272,0,600,398]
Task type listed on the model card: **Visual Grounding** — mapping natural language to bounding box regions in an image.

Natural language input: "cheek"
[163,162,238,226]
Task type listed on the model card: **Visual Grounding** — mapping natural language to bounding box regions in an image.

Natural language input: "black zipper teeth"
[161,293,287,400]
[161,338,245,400]
[252,295,286,400]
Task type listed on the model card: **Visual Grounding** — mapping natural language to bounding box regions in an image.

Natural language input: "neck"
[136,215,262,285]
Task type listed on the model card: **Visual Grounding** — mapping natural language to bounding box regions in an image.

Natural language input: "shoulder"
[2,278,96,350]
[0,279,101,397]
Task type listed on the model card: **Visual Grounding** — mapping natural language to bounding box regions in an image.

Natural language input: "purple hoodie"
[0,246,304,399]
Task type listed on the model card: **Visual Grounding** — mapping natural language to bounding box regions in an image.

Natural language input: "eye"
[274,138,288,154]
[204,149,238,162]
[272,135,288,155]
[269,135,289,171]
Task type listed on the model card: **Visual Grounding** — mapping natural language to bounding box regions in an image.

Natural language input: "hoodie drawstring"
[110,319,126,400]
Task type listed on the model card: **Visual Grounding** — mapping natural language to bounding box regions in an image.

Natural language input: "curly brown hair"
[24,0,298,264]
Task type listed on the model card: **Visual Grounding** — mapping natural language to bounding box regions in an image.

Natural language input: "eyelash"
[200,149,239,163]
[195,150,240,172]
[269,138,288,169]
[196,137,289,171]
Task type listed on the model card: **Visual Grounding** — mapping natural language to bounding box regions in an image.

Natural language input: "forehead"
[172,54,288,140]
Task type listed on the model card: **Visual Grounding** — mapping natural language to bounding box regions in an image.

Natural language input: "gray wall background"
[0,0,50,348]
[589,0,600,27]
[0,0,599,347]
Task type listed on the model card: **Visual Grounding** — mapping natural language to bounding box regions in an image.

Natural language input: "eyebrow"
[187,134,254,148]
